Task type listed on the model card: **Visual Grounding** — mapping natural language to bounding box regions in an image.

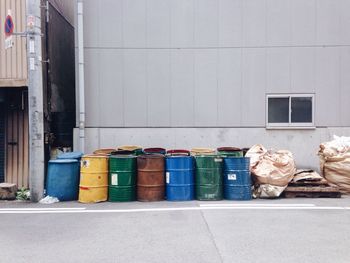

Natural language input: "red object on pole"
[4,15,14,37]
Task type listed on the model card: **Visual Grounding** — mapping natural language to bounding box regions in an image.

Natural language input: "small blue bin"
[46,159,80,201]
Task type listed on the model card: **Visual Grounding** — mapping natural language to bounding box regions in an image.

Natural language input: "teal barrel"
[108,155,137,202]
[195,155,223,200]
[46,159,80,201]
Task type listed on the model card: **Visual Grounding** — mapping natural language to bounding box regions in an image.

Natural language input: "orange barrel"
[78,154,109,203]
[137,154,165,201]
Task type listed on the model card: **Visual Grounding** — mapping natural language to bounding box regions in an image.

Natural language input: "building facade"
[75,0,350,170]
[0,0,29,187]
[0,0,75,190]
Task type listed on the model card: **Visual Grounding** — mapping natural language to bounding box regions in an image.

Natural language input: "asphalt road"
[0,197,350,263]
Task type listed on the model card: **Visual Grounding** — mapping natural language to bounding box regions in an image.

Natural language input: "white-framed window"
[266,94,315,128]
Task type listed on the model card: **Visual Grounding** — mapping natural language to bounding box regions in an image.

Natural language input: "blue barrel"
[223,157,252,200]
[165,156,194,201]
[57,151,84,160]
[46,159,80,201]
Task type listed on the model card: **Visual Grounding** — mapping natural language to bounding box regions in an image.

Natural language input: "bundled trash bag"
[246,144,297,198]
[318,135,350,193]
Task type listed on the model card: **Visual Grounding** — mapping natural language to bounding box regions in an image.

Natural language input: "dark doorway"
[0,96,5,183]
[2,89,29,188]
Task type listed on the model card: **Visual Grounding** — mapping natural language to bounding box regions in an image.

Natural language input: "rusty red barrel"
[137,154,165,201]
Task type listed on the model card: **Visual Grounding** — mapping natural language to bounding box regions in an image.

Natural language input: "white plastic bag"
[39,196,60,204]
[253,184,287,199]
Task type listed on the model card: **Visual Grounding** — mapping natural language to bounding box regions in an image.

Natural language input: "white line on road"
[0,206,349,214]
[199,203,316,207]
[0,207,86,211]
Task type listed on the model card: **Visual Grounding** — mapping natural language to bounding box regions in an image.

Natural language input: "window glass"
[268,97,289,123]
[291,97,312,123]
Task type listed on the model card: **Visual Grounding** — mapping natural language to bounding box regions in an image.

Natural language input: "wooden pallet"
[285,178,341,198]
[284,185,341,198]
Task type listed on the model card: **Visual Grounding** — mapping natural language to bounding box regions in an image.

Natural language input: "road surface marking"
[199,203,316,207]
[0,207,86,211]
[0,206,349,214]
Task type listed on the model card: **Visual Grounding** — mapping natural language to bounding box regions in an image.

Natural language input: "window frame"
[266,93,315,129]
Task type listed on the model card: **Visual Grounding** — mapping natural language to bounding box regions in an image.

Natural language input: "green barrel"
[195,155,223,200]
[108,155,137,202]
[134,148,143,156]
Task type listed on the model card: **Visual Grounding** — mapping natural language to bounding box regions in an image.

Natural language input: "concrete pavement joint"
[199,208,224,263]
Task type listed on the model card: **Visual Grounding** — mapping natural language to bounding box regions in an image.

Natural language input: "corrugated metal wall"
[79,0,350,128]
[0,0,27,87]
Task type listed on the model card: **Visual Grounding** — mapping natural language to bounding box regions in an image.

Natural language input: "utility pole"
[77,0,85,153]
[26,0,45,202]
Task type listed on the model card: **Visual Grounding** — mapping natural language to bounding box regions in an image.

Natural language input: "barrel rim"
[194,155,222,159]
[190,148,215,155]
[166,149,191,156]
[223,156,250,160]
[49,159,79,163]
[166,155,193,159]
[112,149,137,155]
[143,147,166,154]
[82,154,109,158]
[109,155,137,159]
[93,148,116,154]
[137,153,165,159]
[118,145,143,151]
[217,147,242,152]
[57,151,84,159]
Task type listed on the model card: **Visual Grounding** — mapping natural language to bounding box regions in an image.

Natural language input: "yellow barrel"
[79,154,109,203]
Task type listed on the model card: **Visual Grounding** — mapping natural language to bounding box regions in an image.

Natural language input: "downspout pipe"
[77,1,85,153]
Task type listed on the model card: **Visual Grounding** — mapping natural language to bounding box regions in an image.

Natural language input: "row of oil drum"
[46,149,252,203]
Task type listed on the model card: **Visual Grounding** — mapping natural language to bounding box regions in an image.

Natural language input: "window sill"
[266,126,316,130]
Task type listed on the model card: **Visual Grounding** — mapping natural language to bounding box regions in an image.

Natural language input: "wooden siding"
[0,0,27,87]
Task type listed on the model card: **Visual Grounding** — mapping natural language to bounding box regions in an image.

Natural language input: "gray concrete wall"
[74,127,350,170]
[75,0,350,169]
[77,0,350,128]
